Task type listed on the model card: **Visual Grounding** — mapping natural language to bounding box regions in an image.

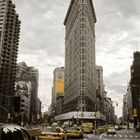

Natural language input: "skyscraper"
[16,62,39,123]
[52,67,64,105]
[0,0,21,122]
[130,51,140,126]
[64,0,97,112]
[96,66,104,97]
[52,67,64,114]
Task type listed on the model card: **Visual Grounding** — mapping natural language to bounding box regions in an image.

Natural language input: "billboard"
[55,79,64,96]
[15,81,32,96]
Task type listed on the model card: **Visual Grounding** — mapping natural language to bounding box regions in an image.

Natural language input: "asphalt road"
[69,129,140,140]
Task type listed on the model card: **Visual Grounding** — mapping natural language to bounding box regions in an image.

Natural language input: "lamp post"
[76,106,79,125]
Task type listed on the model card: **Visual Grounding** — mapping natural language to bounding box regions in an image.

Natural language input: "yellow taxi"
[39,127,66,140]
[98,126,107,134]
[65,127,83,138]
[81,123,93,133]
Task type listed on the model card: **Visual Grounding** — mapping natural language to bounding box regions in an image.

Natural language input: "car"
[98,126,107,134]
[107,127,116,134]
[0,124,32,140]
[114,125,119,130]
[81,123,93,133]
[65,127,83,138]
[39,126,66,140]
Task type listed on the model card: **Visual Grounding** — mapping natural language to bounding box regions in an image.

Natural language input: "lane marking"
[99,133,107,139]
[124,135,128,137]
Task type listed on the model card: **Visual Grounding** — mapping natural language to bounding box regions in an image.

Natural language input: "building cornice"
[64,0,97,25]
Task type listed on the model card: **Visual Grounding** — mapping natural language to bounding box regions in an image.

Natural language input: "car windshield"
[1,129,23,140]
[45,127,60,132]
[68,127,80,131]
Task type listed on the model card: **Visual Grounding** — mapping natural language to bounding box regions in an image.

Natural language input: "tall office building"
[130,51,140,126]
[0,0,21,122]
[16,62,39,123]
[96,66,104,97]
[52,67,64,114]
[64,0,97,112]
[52,67,64,105]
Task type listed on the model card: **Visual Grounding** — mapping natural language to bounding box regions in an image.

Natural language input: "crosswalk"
[103,134,138,138]
[102,129,140,139]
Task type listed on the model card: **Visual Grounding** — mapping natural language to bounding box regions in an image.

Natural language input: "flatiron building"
[64,0,97,112]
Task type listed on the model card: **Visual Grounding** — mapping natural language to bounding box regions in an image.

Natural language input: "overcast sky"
[13,0,140,117]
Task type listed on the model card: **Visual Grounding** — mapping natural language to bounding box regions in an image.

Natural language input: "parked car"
[0,124,32,140]
[65,127,83,138]
[39,126,66,140]
[107,127,116,134]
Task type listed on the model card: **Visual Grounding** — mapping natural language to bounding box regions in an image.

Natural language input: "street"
[69,130,140,140]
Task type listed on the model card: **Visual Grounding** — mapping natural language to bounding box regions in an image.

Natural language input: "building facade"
[96,66,105,114]
[96,66,104,97]
[64,0,97,113]
[0,0,21,122]
[122,83,133,122]
[14,81,31,123]
[52,67,64,105]
[51,67,64,115]
[130,51,140,126]
[16,62,39,123]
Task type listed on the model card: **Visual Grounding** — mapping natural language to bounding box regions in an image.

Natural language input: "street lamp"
[76,106,79,125]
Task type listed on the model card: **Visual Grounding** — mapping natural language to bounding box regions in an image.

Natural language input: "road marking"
[109,135,112,137]
[114,135,117,137]
[119,135,122,137]
[135,135,138,138]
[104,134,107,136]
[99,133,107,139]
[129,135,133,138]
[124,135,128,137]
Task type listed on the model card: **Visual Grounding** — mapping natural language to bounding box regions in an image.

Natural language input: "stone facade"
[64,0,97,113]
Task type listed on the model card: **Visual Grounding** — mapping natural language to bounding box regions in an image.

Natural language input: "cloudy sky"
[13,0,140,117]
